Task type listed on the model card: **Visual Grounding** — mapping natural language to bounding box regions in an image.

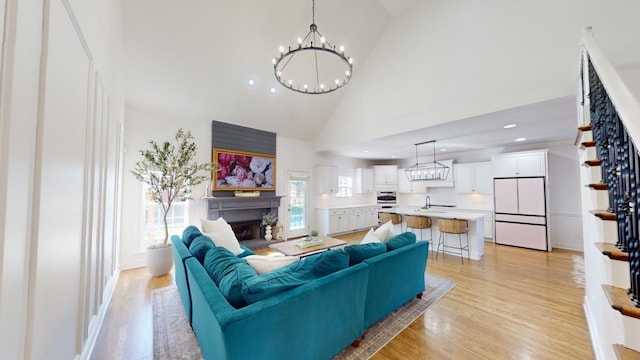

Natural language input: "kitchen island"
[381,207,485,260]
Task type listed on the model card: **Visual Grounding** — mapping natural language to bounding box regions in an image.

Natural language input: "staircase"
[578,27,640,359]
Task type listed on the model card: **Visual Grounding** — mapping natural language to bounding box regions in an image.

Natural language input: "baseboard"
[77,268,121,360]
[584,296,606,360]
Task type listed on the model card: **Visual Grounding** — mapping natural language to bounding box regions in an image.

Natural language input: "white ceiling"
[122,1,589,160]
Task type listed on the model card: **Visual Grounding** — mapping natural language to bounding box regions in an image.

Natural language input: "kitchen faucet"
[425,196,431,209]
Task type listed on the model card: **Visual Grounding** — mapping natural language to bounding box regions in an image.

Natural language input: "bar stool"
[436,218,470,263]
[404,215,432,247]
[379,212,403,233]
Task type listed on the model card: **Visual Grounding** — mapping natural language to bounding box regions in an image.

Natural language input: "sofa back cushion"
[189,235,215,263]
[241,249,349,305]
[385,232,417,251]
[216,258,258,308]
[203,246,245,284]
[182,225,202,247]
[344,242,387,265]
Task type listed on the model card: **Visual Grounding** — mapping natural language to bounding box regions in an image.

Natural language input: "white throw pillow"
[200,217,227,233]
[374,220,394,241]
[244,254,300,274]
[202,218,244,255]
[361,228,381,244]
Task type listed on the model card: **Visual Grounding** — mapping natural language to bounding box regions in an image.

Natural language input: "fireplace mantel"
[205,196,283,223]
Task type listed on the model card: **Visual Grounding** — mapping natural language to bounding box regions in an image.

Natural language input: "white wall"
[316,0,640,152]
[0,0,124,359]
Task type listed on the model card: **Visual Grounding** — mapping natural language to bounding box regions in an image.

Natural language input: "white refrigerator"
[493,177,549,251]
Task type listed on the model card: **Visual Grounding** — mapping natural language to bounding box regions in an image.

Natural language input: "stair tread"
[590,210,616,221]
[595,242,629,262]
[583,159,602,167]
[578,125,592,131]
[614,344,640,360]
[581,140,597,149]
[602,285,640,320]
[587,183,608,190]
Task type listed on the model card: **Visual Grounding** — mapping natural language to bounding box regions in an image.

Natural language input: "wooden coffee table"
[269,236,347,257]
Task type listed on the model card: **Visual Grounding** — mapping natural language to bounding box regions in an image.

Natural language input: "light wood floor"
[91,233,594,360]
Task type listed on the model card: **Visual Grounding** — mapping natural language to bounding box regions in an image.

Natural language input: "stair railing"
[581,27,640,307]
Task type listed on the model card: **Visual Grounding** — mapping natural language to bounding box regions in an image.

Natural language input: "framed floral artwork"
[213,149,276,191]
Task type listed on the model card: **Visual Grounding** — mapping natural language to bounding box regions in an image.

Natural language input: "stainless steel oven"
[376,191,397,209]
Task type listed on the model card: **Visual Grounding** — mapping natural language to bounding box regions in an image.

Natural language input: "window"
[142,181,189,249]
[336,176,353,197]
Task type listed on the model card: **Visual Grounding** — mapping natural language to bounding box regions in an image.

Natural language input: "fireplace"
[229,220,262,241]
[205,195,284,249]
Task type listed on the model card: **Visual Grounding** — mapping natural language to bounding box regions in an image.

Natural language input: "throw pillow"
[181,225,202,247]
[241,249,349,305]
[202,218,243,255]
[374,220,394,241]
[360,228,380,244]
[386,232,417,251]
[344,242,387,266]
[244,254,300,274]
[189,235,215,263]
[200,217,226,232]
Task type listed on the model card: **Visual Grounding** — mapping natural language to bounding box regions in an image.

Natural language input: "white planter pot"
[147,244,173,277]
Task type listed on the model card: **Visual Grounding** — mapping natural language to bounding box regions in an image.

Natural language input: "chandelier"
[404,140,450,182]
[272,0,353,94]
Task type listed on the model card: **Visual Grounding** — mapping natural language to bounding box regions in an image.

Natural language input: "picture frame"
[213,148,276,191]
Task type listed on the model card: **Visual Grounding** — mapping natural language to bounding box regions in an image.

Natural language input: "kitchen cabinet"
[355,168,374,193]
[454,162,492,193]
[397,169,426,193]
[317,205,378,235]
[315,165,338,194]
[492,151,547,177]
[373,165,398,185]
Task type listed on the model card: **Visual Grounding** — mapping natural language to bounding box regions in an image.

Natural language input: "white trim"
[77,269,120,360]
[584,297,606,360]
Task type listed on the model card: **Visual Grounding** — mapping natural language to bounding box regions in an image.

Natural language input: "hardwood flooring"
[91,233,594,359]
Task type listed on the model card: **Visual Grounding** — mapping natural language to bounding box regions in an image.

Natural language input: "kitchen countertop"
[381,207,485,221]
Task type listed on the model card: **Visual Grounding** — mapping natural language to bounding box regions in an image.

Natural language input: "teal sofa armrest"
[362,240,428,328]
[171,235,193,323]
[186,257,369,360]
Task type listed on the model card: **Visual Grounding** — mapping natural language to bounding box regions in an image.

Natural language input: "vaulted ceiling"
[123,0,640,160]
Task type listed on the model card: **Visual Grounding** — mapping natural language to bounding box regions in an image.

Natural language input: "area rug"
[152,273,455,360]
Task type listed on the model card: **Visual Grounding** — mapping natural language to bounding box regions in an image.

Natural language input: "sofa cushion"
[344,242,387,265]
[182,225,202,247]
[217,258,258,308]
[203,246,247,285]
[385,232,417,251]
[244,254,300,274]
[241,249,349,305]
[189,235,215,263]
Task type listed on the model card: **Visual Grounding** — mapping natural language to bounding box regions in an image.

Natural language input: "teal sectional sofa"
[171,227,429,360]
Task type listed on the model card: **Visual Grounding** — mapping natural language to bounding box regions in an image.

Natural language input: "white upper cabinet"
[492,151,547,177]
[373,165,398,185]
[454,162,493,193]
[355,168,374,193]
[315,165,338,194]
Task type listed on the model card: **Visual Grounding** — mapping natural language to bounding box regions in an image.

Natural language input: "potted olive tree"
[131,129,215,276]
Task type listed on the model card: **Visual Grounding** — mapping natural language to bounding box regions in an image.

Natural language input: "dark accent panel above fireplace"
[211,121,276,197]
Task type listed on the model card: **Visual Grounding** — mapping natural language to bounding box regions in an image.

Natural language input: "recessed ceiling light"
[363,150,369,153]
[391,155,397,158]
[440,148,447,152]
[269,87,276,93]
[515,137,526,142]
[248,79,255,86]
[503,124,517,129]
